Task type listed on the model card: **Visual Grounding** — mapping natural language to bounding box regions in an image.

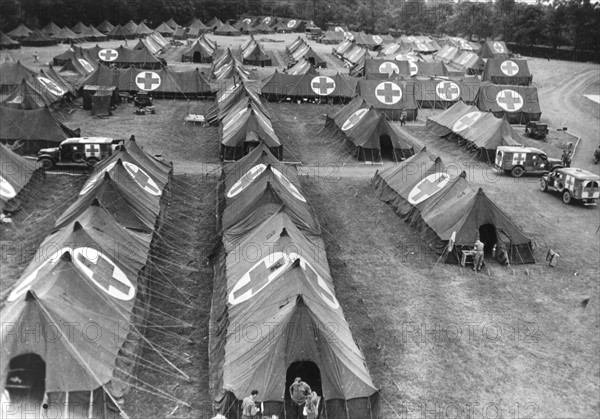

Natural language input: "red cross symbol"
[76,251,132,297]
[452,111,481,132]
[436,81,460,101]
[300,258,339,309]
[38,77,63,96]
[375,82,402,104]
[409,173,449,204]
[379,62,399,76]
[85,144,100,157]
[232,254,285,301]
[496,90,523,111]
[124,162,161,196]
[136,72,161,91]
[500,60,519,76]
[512,153,526,165]
[311,77,335,95]
[342,108,368,131]
[99,49,118,61]
[493,42,504,53]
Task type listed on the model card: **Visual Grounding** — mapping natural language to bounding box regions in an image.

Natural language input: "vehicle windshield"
[539,154,547,160]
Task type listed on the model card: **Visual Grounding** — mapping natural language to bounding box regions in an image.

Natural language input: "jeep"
[133,91,153,108]
[37,137,124,169]
[524,122,549,140]
[540,167,600,205]
[495,146,562,178]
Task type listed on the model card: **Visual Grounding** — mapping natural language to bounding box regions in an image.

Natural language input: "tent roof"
[42,21,62,36]
[482,58,532,85]
[165,18,178,29]
[0,142,37,208]
[0,60,37,86]
[0,31,20,47]
[476,82,541,115]
[154,22,175,34]
[0,105,69,143]
[7,23,32,39]
[358,79,417,110]
[479,41,510,59]
[214,23,241,36]
[95,20,115,33]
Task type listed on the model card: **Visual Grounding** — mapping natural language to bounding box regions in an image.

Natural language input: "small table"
[461,250,478,267]
[184,114,206,125]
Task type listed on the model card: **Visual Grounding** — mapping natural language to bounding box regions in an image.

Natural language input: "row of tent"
[210,143,380,418]
[372,147,535,264]
[240,36,272,67]
[285,36,326,68]
[206,80,283,160]
[1,137,173,418]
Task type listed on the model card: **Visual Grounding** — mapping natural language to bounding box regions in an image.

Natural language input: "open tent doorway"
[5,353,46,408]
[193,51,201,63]
[379,134,396,162]
[285,361,323,418]
[478,223,498,255]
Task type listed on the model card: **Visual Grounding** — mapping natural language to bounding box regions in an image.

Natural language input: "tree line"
[1,0,598,58]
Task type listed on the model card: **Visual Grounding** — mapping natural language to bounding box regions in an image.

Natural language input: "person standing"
[33,51,39,63]
[289,377,311,418]
[305,391,319,419]
[473,239,485,272]
[561,149,571,168]
[242,390,260,419]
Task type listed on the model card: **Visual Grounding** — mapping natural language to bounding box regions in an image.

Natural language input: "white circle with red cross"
[98,48,118,61]
[78,58,94,72]
[243,18,252,24]
[408,173,451,205]
[334,26,343,32]
[409,61,419,76]
[406,36,417,42]
[37,76,64,96]
[8,246,135,302]
[496,89,524,111]
[0,175,16,199]
[271,167,306,202]
[378,61,399,76]
[452,111,483,132]
[123,162,161,196]
[459,40,472,50]
[136,71,161,91]
[263,17,271,24]
[80,161,117,195]
[228,251,339,309]
[310,76,336,96]
[287,19,297,28]
[375,81,402,104]
[373,35,382,45]
[436,81,461,101]
[342,108,368,131]
[416,41,428,51]
[227,164,267,198]
[493,42,505,53]
[500,60,519,76]
[344,32,354,41]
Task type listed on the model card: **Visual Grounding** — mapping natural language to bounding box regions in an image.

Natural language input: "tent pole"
[344,399,350,419]
[88,389,94,419]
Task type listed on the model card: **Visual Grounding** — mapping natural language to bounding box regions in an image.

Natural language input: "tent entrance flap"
[479,223,498,256]
[5,353,46,407]
[285,361,323,417]
[379,134,395,161]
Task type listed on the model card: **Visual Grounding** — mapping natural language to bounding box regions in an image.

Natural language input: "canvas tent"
[327,96,416,161]
[165,18,178,29]
[482,58,532,86]
[358,79,417,120]
[413,78,480,109]
[95,20,115,34]
[181,37,215,63]
[154,22,175,36]
[7,24,32,40]
[21,29,57,46]
[214,23,241,36]
[261,72,358,103]
[210,144,380,418]
[478,41,510,59]
[0,32,20,49]
[372,148,535,264]
[241,37,272,66]
[1,138,172,418]
[476,82,541,124]
[0,60,37,93]
[1,77,63,109]
[96,45,165,69]
[0,142,39,212]
[426,101,521,161]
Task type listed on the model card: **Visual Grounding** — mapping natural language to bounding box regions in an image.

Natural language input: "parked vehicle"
[37,137,124,169]
[524,121,549,140]
[540,167,600,205]
[495,146,562,177]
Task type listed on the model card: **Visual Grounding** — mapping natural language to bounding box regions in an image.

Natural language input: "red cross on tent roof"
[379,62,399,75]
[99,49,118,61]
[436,82,460,100]
[232,254,286,301]
[342,109,368,131]
[500,61,519,76]
[497,90,523,111]
[376,82,401,103]
[76,252,131,295]
[411,176,445,202]
[136,72,160,90]
[126,164,161,195]
[312,77,335,94]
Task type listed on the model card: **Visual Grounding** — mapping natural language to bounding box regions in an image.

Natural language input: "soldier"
[290,378,311,418]
[242,390,260,419]
[561,149,572,168]
[473,239,485,272]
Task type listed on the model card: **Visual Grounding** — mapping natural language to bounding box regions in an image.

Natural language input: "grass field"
[1,35,599,418]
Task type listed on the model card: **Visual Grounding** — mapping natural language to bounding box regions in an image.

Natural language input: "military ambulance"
[37,137,124,169]
[495,146,562,177]
[540,167,600,205]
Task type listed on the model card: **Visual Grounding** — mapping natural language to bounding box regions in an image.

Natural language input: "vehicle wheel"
[511,166,525,178]
[72,151,85,163]
[556,181,565,192]
[539,179,548,192]
[86,157,99,168]
[562,190,572,204]
[39,158,54,170]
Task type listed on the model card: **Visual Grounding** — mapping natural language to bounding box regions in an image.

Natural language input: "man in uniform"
[289,377,311,418]
[473,239,485,272]
[242,390,260,419]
